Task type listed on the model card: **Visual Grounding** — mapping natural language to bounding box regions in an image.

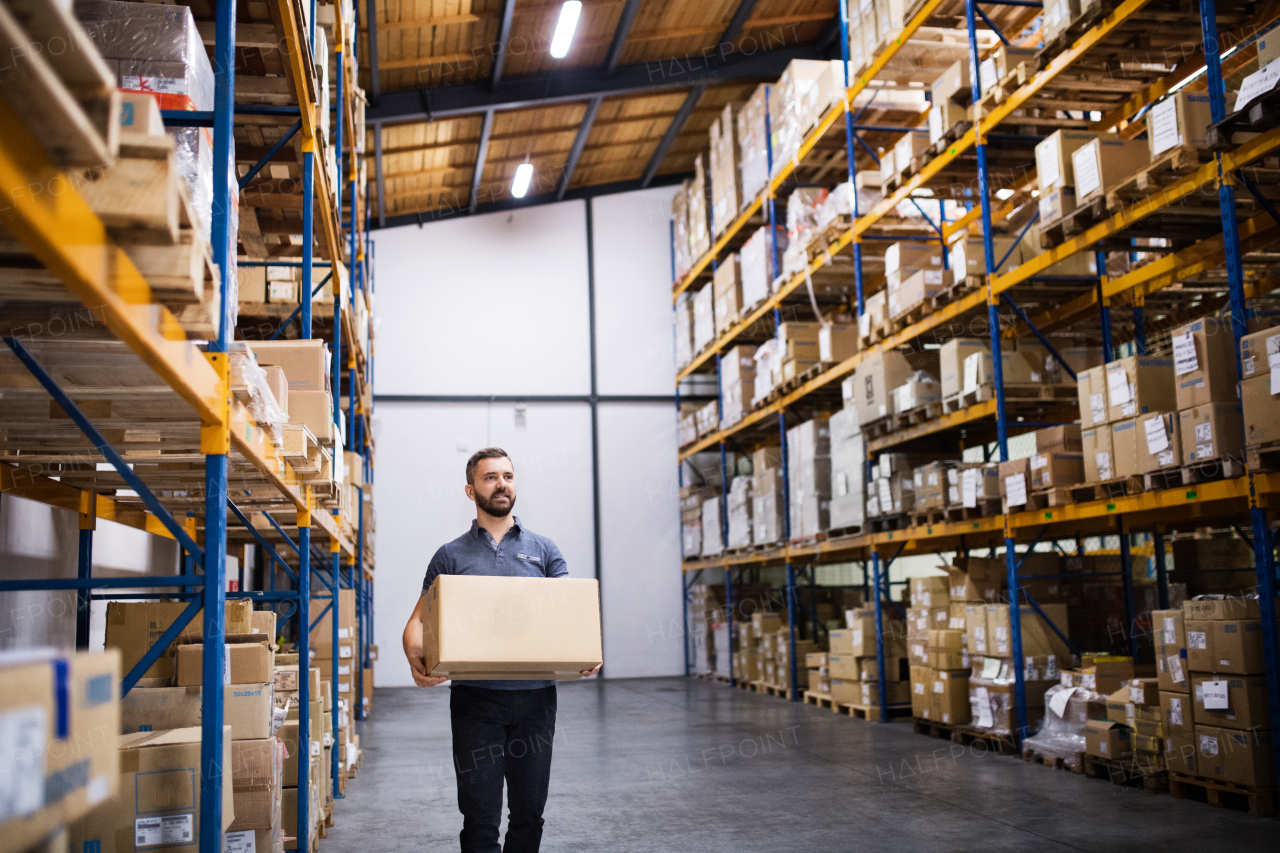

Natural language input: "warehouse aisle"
[329,678,1274,852]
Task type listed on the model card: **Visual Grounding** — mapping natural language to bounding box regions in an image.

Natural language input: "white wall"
[371,190,684,685]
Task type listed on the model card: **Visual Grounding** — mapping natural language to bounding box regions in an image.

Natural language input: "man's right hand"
[408,647,448,687]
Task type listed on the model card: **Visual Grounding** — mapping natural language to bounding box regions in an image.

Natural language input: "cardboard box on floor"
[1190,673,1271,730]
[1085,719,1133,759]
[1153,608,1190,693]
[2,650,121,853]
[71,726,234,853]
[910,666,931,718]
[423,576,602,679]
[1195,725,1276,787]
[229,738,282,833]
[106,600,253,680]
[930,670,970,725]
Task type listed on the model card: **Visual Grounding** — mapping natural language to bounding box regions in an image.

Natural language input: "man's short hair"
[466,447,512,485]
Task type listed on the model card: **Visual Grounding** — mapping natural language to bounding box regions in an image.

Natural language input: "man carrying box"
[401,448,601,853]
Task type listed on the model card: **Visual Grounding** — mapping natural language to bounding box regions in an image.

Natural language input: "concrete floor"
[328,677,1276,852]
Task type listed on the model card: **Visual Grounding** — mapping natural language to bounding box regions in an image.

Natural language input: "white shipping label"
[1149,97,1182,156]
[1005,474,1027,507]
[224,830,258,853]
[934,680,945,694]
[0,706,47,822]
[1107,368,1132,405]
[962,469,977,508]
[1061,672,1073,687]
[915,682,925,695]
[1234,56,1280,110]
[878,478,891,505]
[1199,733,1219,756]
[1202,680,1230,710]
[135,814,194,848]
[1163,616,1177,645]
[1030,454,1046,470]
[122,75,190,95]
[963,352,982,394]
[1170,656,1185,684]
[1144,416,1169,454]
[1245,356,1256,376]
[1083,673,1096,689]
[1272,360,1280,395]
[1172,330,1198,376]
[852,628,863,649]
[1130,685,1145,704]
[1195,421,1212,444]
[1039,144,1061,188]
[224,643,232,686]
[981,656,1000,679]
[1169,695,1184,726]
[1096,451,1112,481]
[975,686,993,728]
[858,313,870,337]
[1090,392,1106,425]
[1188,631,1207,649]
[836,472,848,498]
[1158,450,1175,466]
[1197,443,1214,458]
[1074,145,1101,198]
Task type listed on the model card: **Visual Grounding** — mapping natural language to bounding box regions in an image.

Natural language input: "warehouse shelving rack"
[677,0,1280,780]
[0,0,376,850]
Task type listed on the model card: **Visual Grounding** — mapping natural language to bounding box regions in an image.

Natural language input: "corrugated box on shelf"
[1194,725,1275,787]
[1179,403,1245,469]
[1190,674,1271,730]
[1071,137,1151,204]
[106,600,252,680]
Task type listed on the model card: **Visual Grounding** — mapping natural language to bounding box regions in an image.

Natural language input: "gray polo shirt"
[422,517,568,690]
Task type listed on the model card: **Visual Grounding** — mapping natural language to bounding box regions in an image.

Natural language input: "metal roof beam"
[718,0,763,48]
[468,109,495,213]
[604,0,645,75]
[368,41,822,123]
[640,83,704,187]
[556,96,603,199]
[491,0,517,88]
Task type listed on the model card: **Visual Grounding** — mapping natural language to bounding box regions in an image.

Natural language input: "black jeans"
[450,685,557,853]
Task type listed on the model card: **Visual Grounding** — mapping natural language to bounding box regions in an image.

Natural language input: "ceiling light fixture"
[550,1,582,59]
[512,161,534,198]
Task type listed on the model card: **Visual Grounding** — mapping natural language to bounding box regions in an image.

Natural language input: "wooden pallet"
[840,702,912,720]
[860,414,897,439]
[909,120,973,176]
[892,401,944,429]
[943,499,1002,521]
[757,361,833,407]
[911,509,948,528]
[929,274,983,312]
[1026,485,1074,509]
[1070,476,1144,503]
[1209,83,1280,151]
[805,215,853,260]
[950,726,1020,756]
[1246,441,1280,473]
[1038,196,1109,248]
[754,681,794,699]
[1142,466,1184,493]
[825,524,863,540]
[911,717,955,739]
[803,690,836,710]
[943,386,993,413]
[1021,746,1084,773]
[1105,144,1215,211]
[1182,455,1247,485]
[1169,771,1277,816]
[1082,754,1167,791]
[868,513,910,533]
[788,533,827,549]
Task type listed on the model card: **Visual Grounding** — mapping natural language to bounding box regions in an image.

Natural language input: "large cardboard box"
[1077,364,1109,427]
[1172,317,1238,409]
[1035,129,1098,191]
[1110,418,1140,478]
[928,629,965,670]
[1071,137,1151,202]
[1082,425,1112,481]
[71,727,234,853]
[1085,719,1133,759]
[939,338,989,400]
[312,588,356,642]
[828,653,859,680]
[856,348,934,424]
[1242,375,1280,446]
[286,389,333,442]
[1195,725,1276,787]
[251,340,330,391]
[174,642,273,687]
[1191,673,1270,730]
[712,256,743,336]
[1186,619,1266,674]
[423,576,603,679]
[121,684,274,741]
[2,651,121,853]
[986,603,1071,661]
[106,600,252,680]
[1162,691,1195,741]
[1135,412,1181,473]
[1153,608,1189,693]
[930,670,971,725]
[1147,90,1214,158]
[1179,403,1245,467]
[1104,356,1175,422]
[910,666,932,718]
[229,738,281,832]
[1028,452,1083,489]
[949,560,1006,603]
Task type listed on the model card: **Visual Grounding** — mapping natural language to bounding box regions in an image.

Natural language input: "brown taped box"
[1085,719,1133,759]
[1179,403,1245,467]
[1134,412,1181,473]
[1194,725,1276,787]
[847,614,907,657]
[121,684,274,741]
[1191,673,1272,730]
[910,576,950,608]
[986,603,1071,661]
[1166,730,1198,775]
[1082,425,1114,482]
[906,606,931,639]
[423,576,602,679]
[910,666,931,718]
[3,651,121,853]
[1185,619,1267,674]
[1162,691,1195,743]
[930,669,971,725]
[1242,374,1280,446]
[1029,452,1083,489]
[174,642,274,687]
[229,738,282,831]
[908,637,930,666]
[1079,655,1135,695]
[828,653,858,680]
[1035,424,1082,453]
[1077,365,1110,427]
[857,680,912,706]
[928,629,965,670]
[250,339,329,390]
[1104,356,1176,422]
[1185,597,1273,620]
[857,656,909,682]
[949,558,1006,602]
[1173,317,1239,409]
[1110,418,1140,478]
[106,600,252,680]
[1153,608,1190,693]
[71,726,234,853]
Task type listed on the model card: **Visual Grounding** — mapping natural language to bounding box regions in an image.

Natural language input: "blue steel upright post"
[965,0,1025,742]
[76,491,94,649]
[872,550,888,721]
[838,0,866,316]
[1201,0,1280,777]
[331,517,342,797]
[297,510,312,850]
[200,1,237,848]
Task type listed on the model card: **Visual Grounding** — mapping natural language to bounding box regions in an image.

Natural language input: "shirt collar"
[469,516,522,540]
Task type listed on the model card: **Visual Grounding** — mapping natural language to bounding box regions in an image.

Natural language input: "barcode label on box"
[135,814,193,848]
[0,706,46,822]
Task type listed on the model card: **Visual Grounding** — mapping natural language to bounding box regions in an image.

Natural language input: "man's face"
[467,457,516,518]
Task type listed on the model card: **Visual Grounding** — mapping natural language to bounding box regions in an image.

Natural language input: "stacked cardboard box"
[1072,136,1150,204]
[675,291,694,370]
[737,84,770,206]
[828,404,865,531]
[855,347,938,424]
[689,155,711,261]
[1077,355,1178,482]
[1034,130,1097,222]
[769,60,844,173]
[680,484,716,556]
[752,447,786,544]
[836,608,909,708]
[787,418,831,539]
[732,612,785,683]
[712,256,743,337]
[999,425,1084,511]
[692,284,715,353]
[709,102,743,236]
[777,321,822,383]
[761,627,820,689]
[1185,596,1278,788]
[1238,326,1280,453]
[866,452,926,518]
[726,476,752,549]
[807,651,830,694]
[701,497,724,557]
[1172,317,1244,475]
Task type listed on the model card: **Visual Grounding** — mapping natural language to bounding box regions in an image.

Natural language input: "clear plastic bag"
[1020,684,1106,771]
[229,342,288,447]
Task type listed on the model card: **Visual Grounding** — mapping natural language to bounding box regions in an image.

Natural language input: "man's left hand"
[580,664,602,678]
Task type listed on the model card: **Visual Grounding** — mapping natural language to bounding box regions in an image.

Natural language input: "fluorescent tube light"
[512,162,534,198]
[550,1,582,59]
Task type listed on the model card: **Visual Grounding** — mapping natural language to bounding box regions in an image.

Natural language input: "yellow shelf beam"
[0,463,176,539]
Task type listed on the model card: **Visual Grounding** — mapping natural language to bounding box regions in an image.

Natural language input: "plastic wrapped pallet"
[689,155,712,260]
[701,498,723,557]
[752,467,785,545]
[709,102,744,236]
[692,285,715,353]
[752,338,780,405]
[674,291,694,369]
[737,84,770,207]
[720,345,756,426]
[828,405,865,531]
[726,476,752,548]
[787,419,831,539]
[1020,683,1106,771]
[739,225,788,310]
[672,180,693,280]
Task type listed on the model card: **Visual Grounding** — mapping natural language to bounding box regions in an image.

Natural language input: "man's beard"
[476,489,515,518]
